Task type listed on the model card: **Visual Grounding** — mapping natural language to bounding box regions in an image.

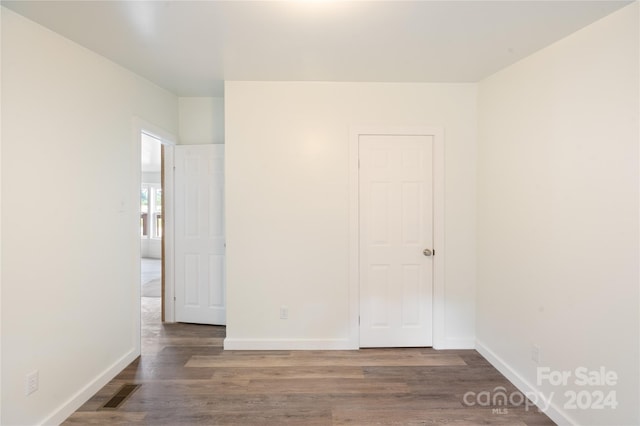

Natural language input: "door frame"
[162,144,176,323]
[133,117,177,355]
[349,126,445,349]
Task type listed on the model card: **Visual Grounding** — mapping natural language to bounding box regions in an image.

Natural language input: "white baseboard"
[475,340,575,426]
[223,338,355,350]
[41,349,139,426]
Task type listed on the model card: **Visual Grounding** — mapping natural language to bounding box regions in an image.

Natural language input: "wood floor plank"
[63,411,147,424]
[212,366,365,380]
[141,408,333,426]
[332,407,531,425]
[186,353,466,368]
[246,378,410,394]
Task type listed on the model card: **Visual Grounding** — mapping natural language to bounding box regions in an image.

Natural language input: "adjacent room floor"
[141,257,162,298]
[63,276,555,425]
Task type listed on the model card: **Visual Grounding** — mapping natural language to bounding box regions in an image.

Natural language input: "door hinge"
[173,296,176,301]
[358,316,360,325]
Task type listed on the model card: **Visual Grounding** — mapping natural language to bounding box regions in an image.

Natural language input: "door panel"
[359,135,433,347]
[175,145,225,325]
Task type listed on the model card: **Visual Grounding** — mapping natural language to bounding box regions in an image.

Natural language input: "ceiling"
[2,0,632,97]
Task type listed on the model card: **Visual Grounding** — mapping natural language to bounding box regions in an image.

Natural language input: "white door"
[359,134,433,347]
[174,145,225,325]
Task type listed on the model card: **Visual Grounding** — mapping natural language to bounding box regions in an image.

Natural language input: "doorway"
[358,134,434,347]
[140,132,164,321]
[349,127,445,349]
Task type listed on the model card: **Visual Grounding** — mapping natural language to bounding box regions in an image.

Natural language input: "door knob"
[423,249,433,257]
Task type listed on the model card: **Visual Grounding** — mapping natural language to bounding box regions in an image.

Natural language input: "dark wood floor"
[64,298,555,425]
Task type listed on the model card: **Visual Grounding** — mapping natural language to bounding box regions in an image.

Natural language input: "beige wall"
[225,81,477,349]
[1,8,178,424]
[476,3,639,425]
[178,97,224,144]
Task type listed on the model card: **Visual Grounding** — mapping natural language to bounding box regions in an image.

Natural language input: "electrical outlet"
[280,306,288,320]
[531,345,540,364]
[26,370,39,396]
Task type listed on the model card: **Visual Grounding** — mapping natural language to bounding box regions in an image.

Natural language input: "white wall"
[179,97,224,144]
[476,4,638,425]
[225,81,477,349]
[1,8,178,425]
